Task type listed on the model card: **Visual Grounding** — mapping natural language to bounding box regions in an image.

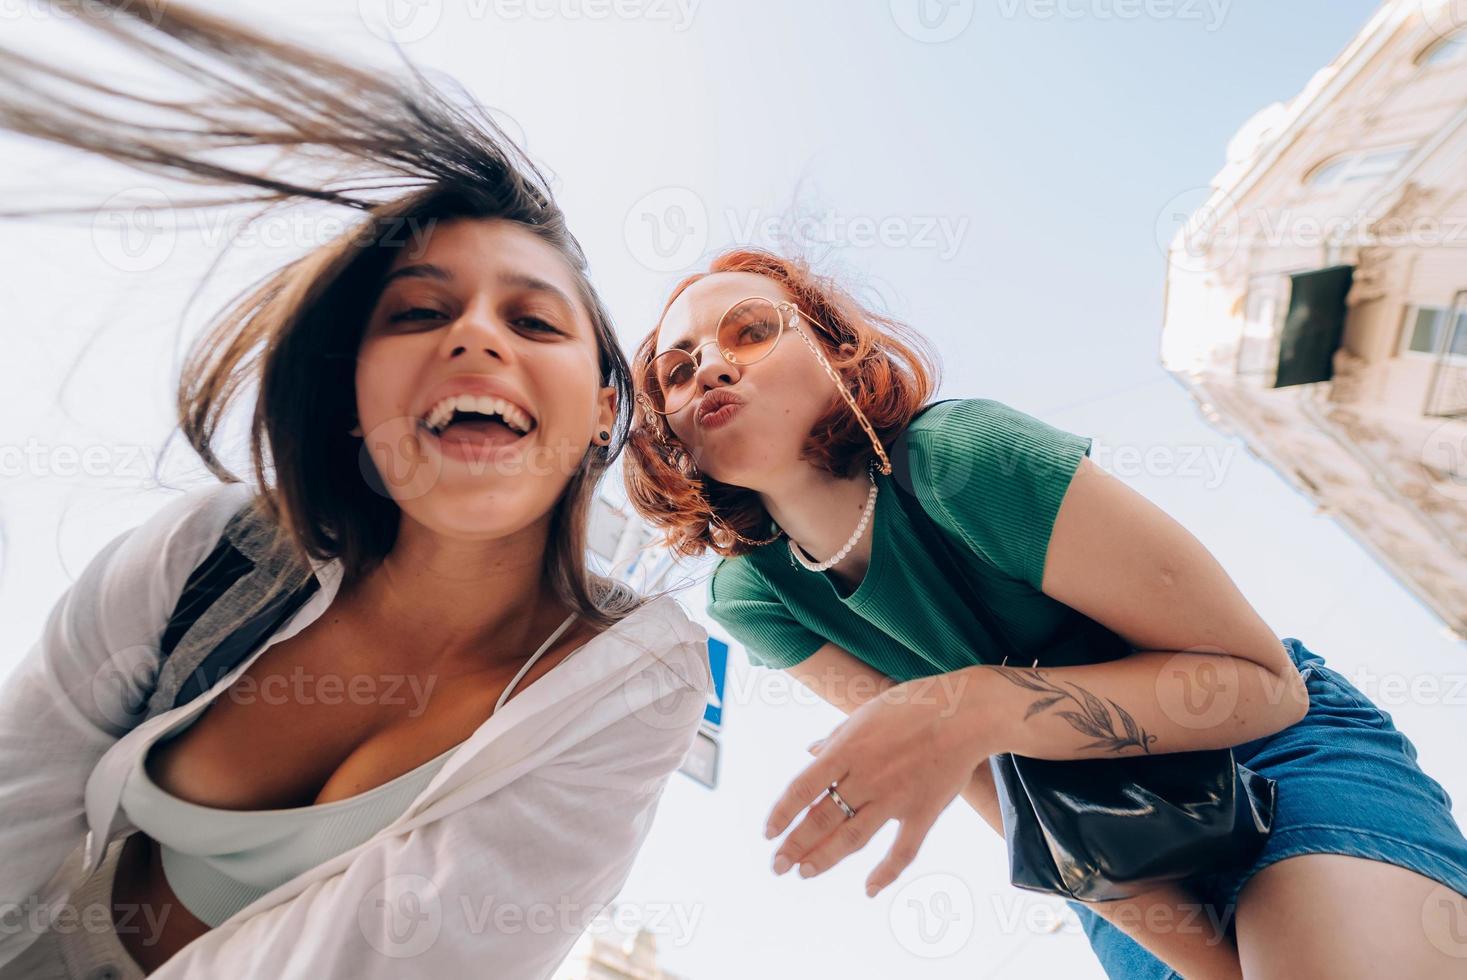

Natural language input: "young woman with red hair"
[621,248,1467,979]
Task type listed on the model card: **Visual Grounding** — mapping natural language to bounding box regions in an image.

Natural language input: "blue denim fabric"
[1063,636,1467,979]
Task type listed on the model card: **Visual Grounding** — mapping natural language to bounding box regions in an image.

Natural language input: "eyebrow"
[661,317,717,355]
[381,264,580,315]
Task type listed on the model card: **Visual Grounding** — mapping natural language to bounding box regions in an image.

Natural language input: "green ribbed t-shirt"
[705,398,1133,680]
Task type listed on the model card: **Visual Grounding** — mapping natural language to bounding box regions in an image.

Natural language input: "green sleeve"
[909,398,1092,593]
[706,558,827,670]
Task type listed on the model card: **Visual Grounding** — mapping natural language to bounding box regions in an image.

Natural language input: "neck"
[757,459,875,574]
[337,514,571,671]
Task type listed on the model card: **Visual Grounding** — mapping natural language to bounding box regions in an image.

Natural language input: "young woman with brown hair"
[0,4,709,977]
[621,247,1467,978]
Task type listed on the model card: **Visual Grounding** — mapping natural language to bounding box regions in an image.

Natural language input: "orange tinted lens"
[717,299,781,363]
[646,350,696,413]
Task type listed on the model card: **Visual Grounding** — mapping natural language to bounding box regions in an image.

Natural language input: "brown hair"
[0,1,648,632]
[622,248,941,559]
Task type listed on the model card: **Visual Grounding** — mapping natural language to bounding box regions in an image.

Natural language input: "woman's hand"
[764,670,989,897]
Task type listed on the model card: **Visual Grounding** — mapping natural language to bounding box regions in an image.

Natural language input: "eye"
[388,307,446,323]
[514,316,563,336]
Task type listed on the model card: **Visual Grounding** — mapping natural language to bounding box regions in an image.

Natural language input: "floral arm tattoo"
[991,665,1158,755]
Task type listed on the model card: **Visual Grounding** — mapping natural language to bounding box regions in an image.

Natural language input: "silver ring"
[827,782,857,819]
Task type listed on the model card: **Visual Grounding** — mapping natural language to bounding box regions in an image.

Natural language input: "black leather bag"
[887,399,1277,901]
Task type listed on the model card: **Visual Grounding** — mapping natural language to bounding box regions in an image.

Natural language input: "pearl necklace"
[787,460,878,573]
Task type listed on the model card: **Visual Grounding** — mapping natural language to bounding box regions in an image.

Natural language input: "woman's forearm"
[958,763,1243,980]
[951,651,1307,762]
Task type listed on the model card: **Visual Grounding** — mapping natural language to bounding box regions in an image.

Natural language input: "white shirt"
[0,482,712,978]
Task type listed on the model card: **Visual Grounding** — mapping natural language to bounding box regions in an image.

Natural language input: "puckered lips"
[696,388,745,429]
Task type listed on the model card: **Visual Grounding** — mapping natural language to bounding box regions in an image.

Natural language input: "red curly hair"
[622,248,941,559]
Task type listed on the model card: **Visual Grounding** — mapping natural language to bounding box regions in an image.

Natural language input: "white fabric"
[0,481,712,979]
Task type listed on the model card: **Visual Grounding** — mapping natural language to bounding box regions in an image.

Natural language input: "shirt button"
[85,967,120,980]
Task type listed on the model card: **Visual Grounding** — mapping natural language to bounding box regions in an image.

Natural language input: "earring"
[598,429,610,443]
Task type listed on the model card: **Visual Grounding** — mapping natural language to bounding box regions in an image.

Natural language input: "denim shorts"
[1064,636,1467,979]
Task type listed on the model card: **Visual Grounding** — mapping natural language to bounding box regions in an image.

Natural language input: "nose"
[438,298,510,361]
[689,339,739,394]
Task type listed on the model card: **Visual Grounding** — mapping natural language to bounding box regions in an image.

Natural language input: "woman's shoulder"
[897,397,1093,591]
[905,396,1086,451]
[603,593,714,700]
[84,481,255,620]
[901,396,1091,488]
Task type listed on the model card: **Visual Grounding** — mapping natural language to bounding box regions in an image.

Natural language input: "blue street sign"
[704,636,728,730]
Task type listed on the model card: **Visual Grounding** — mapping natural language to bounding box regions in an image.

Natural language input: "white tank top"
[118,610,580,927]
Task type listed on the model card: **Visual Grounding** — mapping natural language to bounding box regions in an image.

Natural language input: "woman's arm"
[788,643,1242,980]
[0,483,245,968]
[942,455,1310,763]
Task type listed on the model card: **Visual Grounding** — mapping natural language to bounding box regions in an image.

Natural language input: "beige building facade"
[1161,0,1467,636]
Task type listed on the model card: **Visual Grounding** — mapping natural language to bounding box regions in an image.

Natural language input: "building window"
[1418,29,1467,69]
[1304,146,1414,189]
[1401,304,1467,358]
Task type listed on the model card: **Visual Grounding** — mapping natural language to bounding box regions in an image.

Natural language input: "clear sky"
[5,1,1461,977]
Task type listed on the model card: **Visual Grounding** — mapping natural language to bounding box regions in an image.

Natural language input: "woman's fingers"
[791,805,888,880]
[770,789,863,875]
[864,812,939,898]
[764,755,844,840]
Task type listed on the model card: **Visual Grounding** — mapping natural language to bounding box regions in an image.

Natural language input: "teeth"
[421,394,533,436]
